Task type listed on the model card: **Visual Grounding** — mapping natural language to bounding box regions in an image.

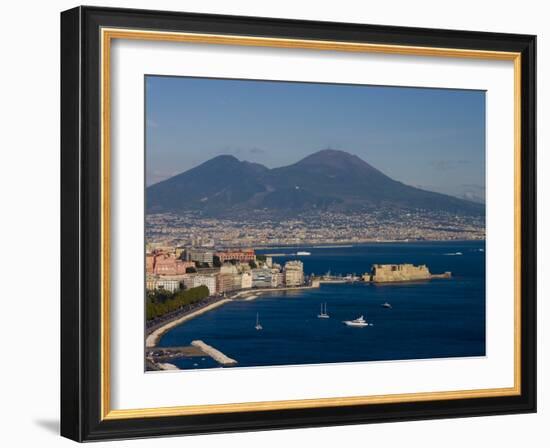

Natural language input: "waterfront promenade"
[145,284,322,369]
[146,283,319,348]
[146,298,231,348]
[145,262,453,370]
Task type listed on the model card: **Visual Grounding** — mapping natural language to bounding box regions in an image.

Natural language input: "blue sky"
[146,76,486,202]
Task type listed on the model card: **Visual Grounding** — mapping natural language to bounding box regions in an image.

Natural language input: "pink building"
[146,254,155,273]
[146,253,195,275]
[216,248,255,263]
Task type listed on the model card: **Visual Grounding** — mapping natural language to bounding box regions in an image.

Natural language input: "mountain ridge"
[146,149,484,216]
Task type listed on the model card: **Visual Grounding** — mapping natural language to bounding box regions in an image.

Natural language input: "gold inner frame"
[100,27,522,420]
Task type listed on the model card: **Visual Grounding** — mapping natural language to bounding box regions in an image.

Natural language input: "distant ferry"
[296,251,311,256]
[343,315,370,327]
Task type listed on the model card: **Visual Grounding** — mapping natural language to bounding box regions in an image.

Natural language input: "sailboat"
[343,314,369,327]
[317,303,330,319]
[255,312,263,330]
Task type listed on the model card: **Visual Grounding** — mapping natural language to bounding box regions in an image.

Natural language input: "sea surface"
[158,241,486,369]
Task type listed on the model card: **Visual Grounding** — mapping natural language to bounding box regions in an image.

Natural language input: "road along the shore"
[145,299,231,348]
[146,285,319,348]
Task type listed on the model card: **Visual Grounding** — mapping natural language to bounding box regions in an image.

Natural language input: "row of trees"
[146,285,209,321]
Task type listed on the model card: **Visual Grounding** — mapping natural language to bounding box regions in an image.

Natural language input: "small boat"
[382,302,392,309]
[255,312,263,331]
[297,251,311,256]
[317,303,330,319]
[343,315,369,327]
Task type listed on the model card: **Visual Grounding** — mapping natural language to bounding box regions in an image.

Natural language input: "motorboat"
[382,302,392,309]
[343,315,369,327]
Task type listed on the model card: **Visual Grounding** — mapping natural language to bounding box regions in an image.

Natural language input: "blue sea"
[158,241,486,369]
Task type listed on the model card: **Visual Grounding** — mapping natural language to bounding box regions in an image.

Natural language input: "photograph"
[55,4,537,442]
[144,76,487,371]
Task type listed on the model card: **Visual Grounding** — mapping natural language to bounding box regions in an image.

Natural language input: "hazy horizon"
[146,76,486,203]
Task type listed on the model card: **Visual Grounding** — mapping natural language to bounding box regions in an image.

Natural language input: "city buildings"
[185,248,214,265]
[145,237,307,296]
[270,268,283,287]
[145,210,485,250]
[183,274,217,295]
[241,271,253,289]
[145,276,181,293]
[284,260,304,286]
[251,268,273,288]
[216,248,255,263]
[146,252,195,275]
[215,263,240,294]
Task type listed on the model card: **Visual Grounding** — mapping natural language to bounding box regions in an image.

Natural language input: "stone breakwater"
[191,340,237,366]
[157,362,179,370]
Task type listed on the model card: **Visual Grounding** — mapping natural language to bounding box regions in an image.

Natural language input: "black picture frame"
[61,5,536,442]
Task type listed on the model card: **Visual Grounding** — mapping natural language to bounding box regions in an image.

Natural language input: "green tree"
[146,285,210,321]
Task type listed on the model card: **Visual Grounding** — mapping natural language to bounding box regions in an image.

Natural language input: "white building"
[284,260,304,286]
[220,262,238,275]
[186,248,214,265]
[241,271,252,289]
[251,268,272,288]
[145,276,181,293]
[183,274,217,295]
[270,269,283,287]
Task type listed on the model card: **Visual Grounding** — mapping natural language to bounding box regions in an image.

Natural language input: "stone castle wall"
[370,263,432,282]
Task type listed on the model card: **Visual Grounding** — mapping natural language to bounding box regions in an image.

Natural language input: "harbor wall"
[191,340,237,366]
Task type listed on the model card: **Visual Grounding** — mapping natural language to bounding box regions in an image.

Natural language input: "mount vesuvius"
[146,149,484,217]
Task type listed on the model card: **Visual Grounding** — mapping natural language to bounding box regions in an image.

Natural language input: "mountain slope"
[146,150,484,216]
[146,155,268,213]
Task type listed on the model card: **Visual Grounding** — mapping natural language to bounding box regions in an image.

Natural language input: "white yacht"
[255,313,263,331]
[317,303,330,319]
[343,315,369,327]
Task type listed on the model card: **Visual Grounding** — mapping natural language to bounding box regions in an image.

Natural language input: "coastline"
[145,285,319,370]
[144,241,483,370]
[145,269,453,350]
[145,256,460,350]
[252,239,486,251]
[146,285,318,349]
[145,298,231,348]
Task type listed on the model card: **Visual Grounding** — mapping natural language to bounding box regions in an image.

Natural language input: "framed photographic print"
[60,6,536,441]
